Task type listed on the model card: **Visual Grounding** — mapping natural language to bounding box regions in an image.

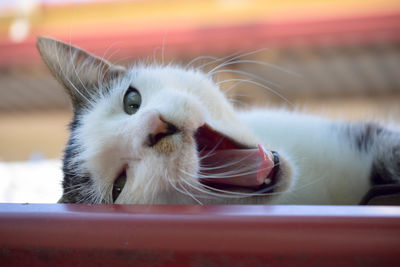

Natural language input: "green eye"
[123,87,141,115]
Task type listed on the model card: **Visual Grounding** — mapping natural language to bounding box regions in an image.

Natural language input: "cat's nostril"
[166,122,178,135]
[147,115,178,147]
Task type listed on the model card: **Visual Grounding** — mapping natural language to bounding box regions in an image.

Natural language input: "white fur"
[239,109,371,204]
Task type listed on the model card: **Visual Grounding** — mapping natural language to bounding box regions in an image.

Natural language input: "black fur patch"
[59,114,96,203]
[359,184,400,205]
[351,123,384,152]
[370,141,400,186]
[370,161,397,185]
[346,122,400,186]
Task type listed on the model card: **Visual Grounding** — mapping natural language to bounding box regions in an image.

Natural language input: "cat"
[36,36,400,205]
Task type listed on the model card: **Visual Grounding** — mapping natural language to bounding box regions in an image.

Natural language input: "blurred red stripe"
[1,12,399,66]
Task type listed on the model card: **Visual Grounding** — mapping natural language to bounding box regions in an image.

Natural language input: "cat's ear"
[37,36,126,110]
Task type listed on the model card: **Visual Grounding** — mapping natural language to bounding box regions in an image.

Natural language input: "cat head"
[37,37,293,204]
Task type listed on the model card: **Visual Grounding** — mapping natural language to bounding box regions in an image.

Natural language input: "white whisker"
[166,173,203,204]
[199,150,256,170]
[68,47,92,98]
[186,55,219,69]
[198,137,225,161]
[179,179,203,205]
[211,69,281,89]
[54,47,91,105]
[217,78,293,106]
[178,167,281,198]
[196,50,247,70]
[180,177,278,199]
[197,48,269,72]
[210,59,300,77]
[206,48,270,74]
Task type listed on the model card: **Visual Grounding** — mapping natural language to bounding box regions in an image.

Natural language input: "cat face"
[37,37,289,204]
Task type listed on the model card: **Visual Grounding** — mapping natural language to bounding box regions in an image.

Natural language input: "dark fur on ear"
[37,36,125,110]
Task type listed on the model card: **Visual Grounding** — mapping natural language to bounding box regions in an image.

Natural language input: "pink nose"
[147,114,178,146]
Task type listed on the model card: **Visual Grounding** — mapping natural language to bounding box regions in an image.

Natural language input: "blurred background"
[0,0,399,202]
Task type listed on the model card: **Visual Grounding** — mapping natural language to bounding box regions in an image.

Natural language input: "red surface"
[1,12,399,67]
[0,204,400,266]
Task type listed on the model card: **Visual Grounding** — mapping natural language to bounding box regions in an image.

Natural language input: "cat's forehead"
[127,65,214,91]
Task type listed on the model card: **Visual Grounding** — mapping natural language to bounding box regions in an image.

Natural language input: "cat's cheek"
[268,152,297,203]
[116,150,199,204]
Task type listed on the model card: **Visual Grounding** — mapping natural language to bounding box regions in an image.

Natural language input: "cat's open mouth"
[194,125,279,191]
[112,124,279,202]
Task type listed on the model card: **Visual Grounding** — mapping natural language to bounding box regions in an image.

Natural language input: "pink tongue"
[199,144,275,188]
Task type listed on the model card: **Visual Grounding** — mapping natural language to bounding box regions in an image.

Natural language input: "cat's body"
[37,37,400,205]
[242,110,378,204]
